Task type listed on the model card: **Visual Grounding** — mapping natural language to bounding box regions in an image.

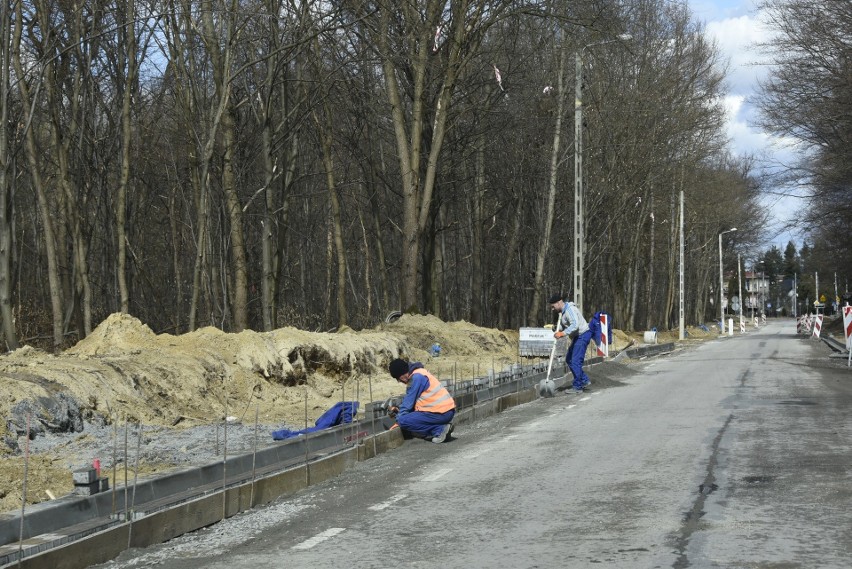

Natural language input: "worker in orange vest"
[388,359,456,443]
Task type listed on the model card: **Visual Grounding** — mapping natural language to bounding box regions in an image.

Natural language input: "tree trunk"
[221,112,248,331]
[116,0,137,315]
[378,0,483,312]
[37,0,93,338]
[470,136,485,325]
[497,202,523,329]
[315,113,348,329]
[0,0,18,350]
[11,7,64,349]
[528,40,568,326]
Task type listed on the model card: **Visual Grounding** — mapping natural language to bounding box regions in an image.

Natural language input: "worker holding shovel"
[548,293,592,394]
[387,359,456,443]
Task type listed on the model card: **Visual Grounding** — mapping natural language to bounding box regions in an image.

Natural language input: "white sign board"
[519,327,560,357]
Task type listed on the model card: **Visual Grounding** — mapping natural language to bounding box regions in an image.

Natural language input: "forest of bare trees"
[755,0,852,294]
[0,0,769,353]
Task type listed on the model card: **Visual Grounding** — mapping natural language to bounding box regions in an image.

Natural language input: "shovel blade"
[538,378,556,398]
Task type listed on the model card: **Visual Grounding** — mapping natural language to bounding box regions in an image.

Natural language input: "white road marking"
[421,468,452,482]
[368,493,408,511]
[292,528,345,550]
[579,396,591,401]
[462,436,515,460]
[461,448,488,459]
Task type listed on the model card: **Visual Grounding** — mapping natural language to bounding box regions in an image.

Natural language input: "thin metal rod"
[222,399,228,521]
[304,387,310,486]
[128,423,142,548]
[250,402,259,507]
[111,416,117,516]
[123,418,129,517]
[368,373,377,456]
[17,413,31,567]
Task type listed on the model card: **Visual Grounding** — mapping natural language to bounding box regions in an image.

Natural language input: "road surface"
[96,319,852,568]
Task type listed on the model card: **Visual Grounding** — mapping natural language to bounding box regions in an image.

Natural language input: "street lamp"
[718,227,737,331]
[574,33,631,314]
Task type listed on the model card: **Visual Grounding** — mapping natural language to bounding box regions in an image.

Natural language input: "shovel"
[538,339,558,397]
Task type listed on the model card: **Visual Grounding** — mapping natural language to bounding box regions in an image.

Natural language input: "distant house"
[720,270,773,316]
[743,271,771,312]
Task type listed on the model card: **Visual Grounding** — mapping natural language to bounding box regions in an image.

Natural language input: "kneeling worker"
[388,359,456,443]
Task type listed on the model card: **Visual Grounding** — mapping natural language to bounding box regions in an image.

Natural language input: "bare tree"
[115,0,139,314]
[347,0,515,312]
[0,0,17,349]
[755,0,852,277]
[11,0,64,350]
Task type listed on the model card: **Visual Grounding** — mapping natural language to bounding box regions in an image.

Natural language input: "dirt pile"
[0,311,683,512]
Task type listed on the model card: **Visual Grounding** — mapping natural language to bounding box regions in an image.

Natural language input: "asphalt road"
[96,319,852,569]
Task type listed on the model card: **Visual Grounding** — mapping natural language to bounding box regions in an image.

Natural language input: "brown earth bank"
[0,312,725,513]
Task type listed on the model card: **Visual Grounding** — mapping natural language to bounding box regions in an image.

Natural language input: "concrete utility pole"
[679,190,684,341]
[737,254,743,326]
[834,272,838,313]
[573,50,584,313]
[718,228,737,331]
[793,273,797,317]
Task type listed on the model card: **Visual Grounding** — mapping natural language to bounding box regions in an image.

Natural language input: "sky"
[688,0,804,253]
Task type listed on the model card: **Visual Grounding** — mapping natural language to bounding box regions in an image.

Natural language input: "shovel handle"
[545,340,557,380]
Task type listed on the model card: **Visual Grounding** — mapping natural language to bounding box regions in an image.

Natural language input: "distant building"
[743,271,770,312]
[721,271,772,316]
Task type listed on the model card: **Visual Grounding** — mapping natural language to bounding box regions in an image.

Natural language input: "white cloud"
[706,15,774,97]
[698,4,808,248]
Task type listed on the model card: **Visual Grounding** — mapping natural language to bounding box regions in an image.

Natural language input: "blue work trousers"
[566,330,592,390]
[396,409,455,439]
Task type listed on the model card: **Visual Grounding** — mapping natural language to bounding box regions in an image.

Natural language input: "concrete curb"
[0,363,556,569]
[2,344,676,568]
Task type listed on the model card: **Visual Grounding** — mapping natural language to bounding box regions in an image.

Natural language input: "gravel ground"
[27,419,298,474]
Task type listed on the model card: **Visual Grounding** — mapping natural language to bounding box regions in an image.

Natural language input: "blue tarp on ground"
[271,401,359,440]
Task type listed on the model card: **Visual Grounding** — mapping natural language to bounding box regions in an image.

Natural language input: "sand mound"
[0,312,707,511]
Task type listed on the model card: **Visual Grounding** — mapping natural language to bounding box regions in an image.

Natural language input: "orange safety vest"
[411,368,456,413]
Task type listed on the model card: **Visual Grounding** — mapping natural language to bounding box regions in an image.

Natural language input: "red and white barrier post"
[811,314,823,339]
[843,305,852,367]
[597,314,609,358]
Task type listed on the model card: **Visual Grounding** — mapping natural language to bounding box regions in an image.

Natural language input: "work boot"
[431,423,452,443]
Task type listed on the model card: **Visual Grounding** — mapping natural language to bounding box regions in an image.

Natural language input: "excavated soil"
[0,312,715,513]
